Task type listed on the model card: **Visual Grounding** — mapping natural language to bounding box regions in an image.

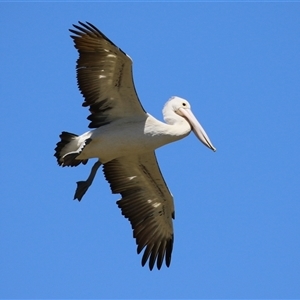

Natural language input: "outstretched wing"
[103,152,175,270]
[69,21,146,128]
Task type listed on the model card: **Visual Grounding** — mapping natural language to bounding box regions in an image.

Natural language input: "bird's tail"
[54,131,89,167]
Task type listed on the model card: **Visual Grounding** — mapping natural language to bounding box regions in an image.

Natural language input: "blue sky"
[1,2,299,299]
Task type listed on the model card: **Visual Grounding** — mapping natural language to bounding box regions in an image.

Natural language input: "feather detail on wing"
[103,152,175,270]
[69,21,146,128]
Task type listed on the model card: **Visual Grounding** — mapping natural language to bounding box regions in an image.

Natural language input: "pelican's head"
[163,96,216,152]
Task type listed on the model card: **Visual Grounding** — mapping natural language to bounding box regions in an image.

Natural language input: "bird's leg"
[74,160,102,201]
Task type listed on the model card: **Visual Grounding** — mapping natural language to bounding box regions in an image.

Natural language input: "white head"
[163,96,216,152]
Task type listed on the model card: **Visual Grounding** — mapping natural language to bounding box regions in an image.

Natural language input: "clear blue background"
[1,2,299,298]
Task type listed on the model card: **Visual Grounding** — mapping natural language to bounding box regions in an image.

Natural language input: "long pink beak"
[178,108,216,152]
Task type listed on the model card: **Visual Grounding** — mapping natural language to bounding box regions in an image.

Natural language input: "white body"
[72,114,190,163]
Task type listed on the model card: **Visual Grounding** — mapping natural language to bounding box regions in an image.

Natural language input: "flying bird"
[54,21,216,270]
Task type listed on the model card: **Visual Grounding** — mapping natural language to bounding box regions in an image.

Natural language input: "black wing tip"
[139,235,174,271]
[68,21,127,56]
[69,21,100,38]
[73,21,97,32]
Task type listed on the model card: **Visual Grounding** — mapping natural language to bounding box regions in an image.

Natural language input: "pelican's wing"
[69,21,146,128]
[103,152,175,270]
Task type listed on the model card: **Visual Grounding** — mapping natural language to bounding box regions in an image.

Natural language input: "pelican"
[54,21,216,270]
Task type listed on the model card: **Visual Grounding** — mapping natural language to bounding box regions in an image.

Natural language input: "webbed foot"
[73,160,102,201]
[74,180,92,201]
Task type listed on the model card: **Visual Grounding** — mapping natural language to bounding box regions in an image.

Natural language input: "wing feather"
[69,21,146,128]
[103,152,175,270]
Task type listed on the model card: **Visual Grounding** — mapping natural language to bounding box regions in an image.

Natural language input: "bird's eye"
[182,103,186,106]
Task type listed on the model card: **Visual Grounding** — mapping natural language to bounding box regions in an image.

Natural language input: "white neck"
[145,113,191,143]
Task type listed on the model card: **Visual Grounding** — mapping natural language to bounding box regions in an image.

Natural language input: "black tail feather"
[54,131,88,167]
